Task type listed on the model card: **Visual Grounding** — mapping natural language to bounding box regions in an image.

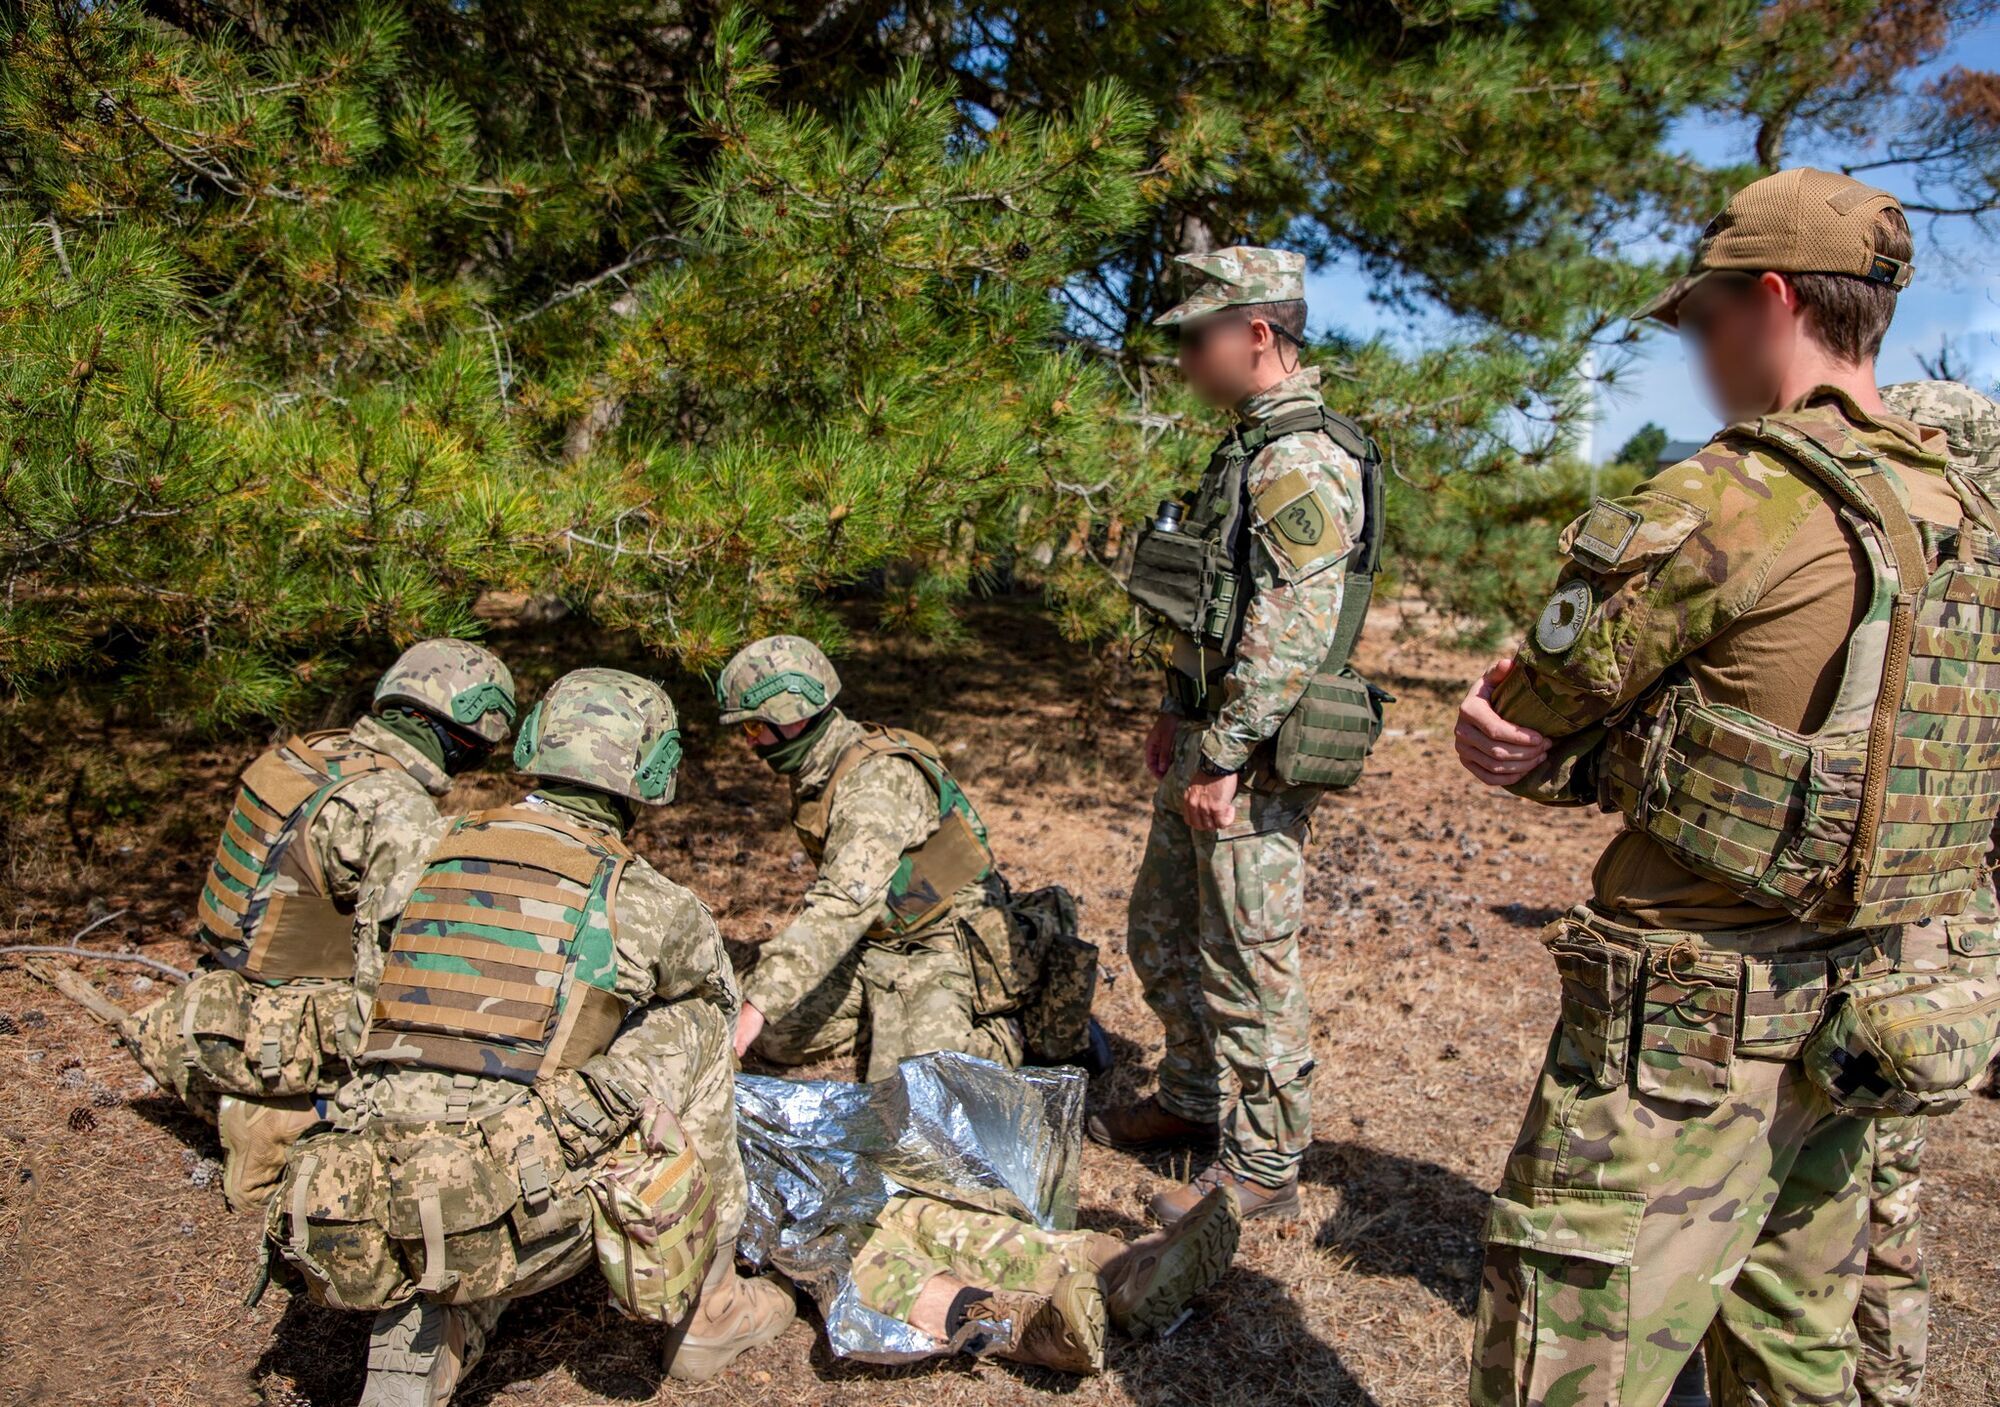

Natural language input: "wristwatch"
[1195,755,1240,780]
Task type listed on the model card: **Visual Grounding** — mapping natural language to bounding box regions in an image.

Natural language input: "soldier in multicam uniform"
[840,1181,1241,1374]
[1089,246,1381,1226]
[123,639,515,1210]
[263,669,793,1407]
[1455,169,2000,1406]
[720,636,1108,1078]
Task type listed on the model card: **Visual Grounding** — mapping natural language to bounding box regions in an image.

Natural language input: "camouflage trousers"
[849,1194,1119,1323]
[755,922,1024,1081]
[1854,1115,1927,1406]
[1125,722,1319,1187]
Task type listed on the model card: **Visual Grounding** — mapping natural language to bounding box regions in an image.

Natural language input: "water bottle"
[1153,501,1185,534]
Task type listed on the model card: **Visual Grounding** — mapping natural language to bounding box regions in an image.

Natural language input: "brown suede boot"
[950,1272,1106,1376]
[1149,1163,1299,1225]
[1104,1185,1242,1338]
[1085,1095,1218,1152]
[664,1262,796,1382]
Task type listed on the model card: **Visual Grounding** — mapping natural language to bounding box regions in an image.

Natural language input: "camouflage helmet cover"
[1881,380,2000,470]
[714,635,841,727]
[513,667,683,806]
[374,638,517,745]
[1153,245,1307,326]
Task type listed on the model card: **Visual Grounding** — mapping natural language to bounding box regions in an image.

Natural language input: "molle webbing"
[792,726,994,937]
[1602,414,2000,930]
[197,733,397,982]
[363,805,632,1083]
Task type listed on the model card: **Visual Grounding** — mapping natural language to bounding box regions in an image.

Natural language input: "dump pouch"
[586,1101,721,1325]
[1803,964,2000,1116]
[1272,666,1391,789]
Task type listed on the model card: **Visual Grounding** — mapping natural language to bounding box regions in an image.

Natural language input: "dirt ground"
[2,599,1996,1407]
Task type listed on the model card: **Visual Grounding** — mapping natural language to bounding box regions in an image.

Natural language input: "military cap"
[1154,246,1307,326]
[1641,167,1912,326]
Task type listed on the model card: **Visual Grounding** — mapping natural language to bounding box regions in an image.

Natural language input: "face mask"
[754,710,833,775]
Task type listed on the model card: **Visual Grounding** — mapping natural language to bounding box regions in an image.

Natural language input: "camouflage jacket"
[743,710,973,1021]
[1166,367,1367,774]
[1493,387,1960,923]
[285,715,451,1055]
[341,790,739,1127]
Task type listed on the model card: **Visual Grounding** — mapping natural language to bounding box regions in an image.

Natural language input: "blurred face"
[1176,312,1278,409]
[741,717,809,751]
[1677,272,1798,422]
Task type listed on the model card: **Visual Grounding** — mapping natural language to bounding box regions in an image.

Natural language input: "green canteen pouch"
[1634,941,1740,1109]
[1804,965,2000,1116]
[268,1130,410,1311]
[1542,917,1640,1091]
[587,1100,721,1325]
[1273,665,1389,790]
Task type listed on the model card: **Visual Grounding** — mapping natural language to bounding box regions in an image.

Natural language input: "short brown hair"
[1241,299,1308,343]
[1788,207,1910,364]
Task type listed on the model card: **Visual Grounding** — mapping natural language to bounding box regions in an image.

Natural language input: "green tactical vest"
[197,731,400,984]
[360,804,634,1083]
[791,726,994,937]
[1600,412,2000,931]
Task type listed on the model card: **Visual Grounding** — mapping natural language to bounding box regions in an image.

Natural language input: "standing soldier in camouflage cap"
[122,638,515,1210]
[1092,245,1386,1226]
[264,668,794,1406]
[1455,169,2000,1405]
[719,635,1108,1078]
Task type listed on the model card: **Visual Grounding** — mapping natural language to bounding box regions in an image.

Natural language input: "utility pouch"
[383,1127,524,1304]
[1803,964,2000,1116]
[1542,916,1641,1091]
[177,968,335,1099]
[1273,665,1391,789]
[1010,885,1098,1060]
[587,1101,720,1325]
[1127,527,1240,647]
[266,1130,410,1312]
[1635,940,1740,1109]
[958,904,1040,1018]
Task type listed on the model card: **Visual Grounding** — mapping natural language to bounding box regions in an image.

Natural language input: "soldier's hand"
[733,1001,766,1059]
[1456,658,1550,787]
[1145,712,1178,778]
[1182,770,1239,831]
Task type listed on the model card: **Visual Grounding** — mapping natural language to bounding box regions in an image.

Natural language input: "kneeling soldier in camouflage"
[263,669,793,1406]
[845,1183,1241,1374]
[719,636,1107,1078]
[125,639,515,1210]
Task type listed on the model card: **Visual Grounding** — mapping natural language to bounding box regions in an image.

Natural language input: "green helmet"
[512,667,683,806]
[374,639,517,745]
[714,635,841,728]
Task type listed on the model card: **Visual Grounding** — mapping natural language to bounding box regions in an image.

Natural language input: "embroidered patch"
[1570,501,1643,569]
[1535,580,1593,654]
[1273,493,1327,547]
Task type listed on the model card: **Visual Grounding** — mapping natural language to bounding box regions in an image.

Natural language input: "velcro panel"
[427,827,605,888]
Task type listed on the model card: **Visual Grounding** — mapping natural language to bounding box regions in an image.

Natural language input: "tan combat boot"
[1103,1185,1242,1338]
[359,1299,502,1407]
[1149,1162,1299,1225]
[950,1271,1107,1375]
[1085,1094,1218,1152]
[217,1094,325,1212]
[664,1259,796,1382]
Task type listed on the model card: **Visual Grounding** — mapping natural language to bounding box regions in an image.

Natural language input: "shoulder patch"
[1570,501,1642,569]
[1252,466,1350,577]
[1535,580,1593,653]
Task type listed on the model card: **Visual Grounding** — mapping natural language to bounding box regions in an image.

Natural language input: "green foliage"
[1614,422,1672,469]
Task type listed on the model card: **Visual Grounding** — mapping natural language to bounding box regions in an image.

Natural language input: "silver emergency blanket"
[734,1051,1086,1363]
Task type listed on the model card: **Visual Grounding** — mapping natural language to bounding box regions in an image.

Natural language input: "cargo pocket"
[1543,919,1640,1091]
[1635,942,1739,1109]
[1482,1184,1643,1406]
[269,1131,408,1311]
[386,1131,524,1305]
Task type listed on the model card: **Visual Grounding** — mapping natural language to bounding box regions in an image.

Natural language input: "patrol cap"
[1640,167,1913,327]
[1154,246,1307,326]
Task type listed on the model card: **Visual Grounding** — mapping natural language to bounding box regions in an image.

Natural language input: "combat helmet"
[374,638,517,744]
[513,667,683,806]
[1881,380,2000,473]
[714,636,841,728]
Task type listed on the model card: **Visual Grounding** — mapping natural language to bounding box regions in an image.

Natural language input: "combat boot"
[1085,1094,1217,1151]
[1103,1185,1242,1338]
[1149,1162,1299,1225]
[950,1271,1106,1375]
[359,1298,502,1407]
[664,1258,796,1382]
[217,1094,325,1212]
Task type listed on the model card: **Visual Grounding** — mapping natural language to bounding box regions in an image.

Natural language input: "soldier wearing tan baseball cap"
[1641,166,1913,326]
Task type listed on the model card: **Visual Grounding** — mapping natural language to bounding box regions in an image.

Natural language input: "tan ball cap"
[1640,167,1913,327]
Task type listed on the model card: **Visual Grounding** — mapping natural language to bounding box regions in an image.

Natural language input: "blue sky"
[1303,20,2000,463]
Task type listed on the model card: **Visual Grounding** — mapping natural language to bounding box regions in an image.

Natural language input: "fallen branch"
[0,909,190,984]
[23,959,133,1030]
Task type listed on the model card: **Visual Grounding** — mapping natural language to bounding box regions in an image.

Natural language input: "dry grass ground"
[1,600,1996,1406]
